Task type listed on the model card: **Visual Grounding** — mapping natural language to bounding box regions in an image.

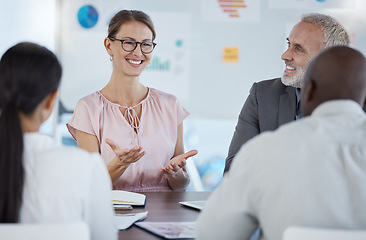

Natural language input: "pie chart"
[77,5,98,29]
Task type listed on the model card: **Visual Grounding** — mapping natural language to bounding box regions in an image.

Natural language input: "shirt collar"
[295,88,301,106]
[312,100,365,117]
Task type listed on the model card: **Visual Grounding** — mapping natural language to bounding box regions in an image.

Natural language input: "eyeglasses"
[109,37,157,54]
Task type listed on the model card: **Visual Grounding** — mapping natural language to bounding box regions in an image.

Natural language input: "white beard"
[281,65,306,88]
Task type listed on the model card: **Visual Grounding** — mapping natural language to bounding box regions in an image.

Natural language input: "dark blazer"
[224,78,297,173]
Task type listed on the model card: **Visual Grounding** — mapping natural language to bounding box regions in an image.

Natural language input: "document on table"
[114,212,148,230]
[135,221,196,239]
[179,200,206,210]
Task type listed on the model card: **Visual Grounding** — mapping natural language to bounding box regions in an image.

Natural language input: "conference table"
[118,191,211,240]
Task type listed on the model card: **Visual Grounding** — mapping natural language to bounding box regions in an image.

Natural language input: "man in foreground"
[197,46,366,240]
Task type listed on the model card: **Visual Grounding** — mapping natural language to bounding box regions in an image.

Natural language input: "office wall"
[0,0,58,136]
[57,0,366,119]
[0,0,56,55]
[1,0,366,119]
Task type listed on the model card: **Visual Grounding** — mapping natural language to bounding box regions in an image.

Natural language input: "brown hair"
[107,10,156,40]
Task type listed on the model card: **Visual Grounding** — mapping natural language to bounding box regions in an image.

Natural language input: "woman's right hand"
[106,138,145,167]
[105,138,145,184]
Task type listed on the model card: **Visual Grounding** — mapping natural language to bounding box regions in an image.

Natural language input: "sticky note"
[223,47,239,63]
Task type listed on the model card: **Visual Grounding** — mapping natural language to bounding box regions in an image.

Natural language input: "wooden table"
[118,191,211,240]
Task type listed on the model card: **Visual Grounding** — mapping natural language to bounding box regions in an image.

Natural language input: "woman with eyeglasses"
[0,42,117,239]
[67,10,197,192]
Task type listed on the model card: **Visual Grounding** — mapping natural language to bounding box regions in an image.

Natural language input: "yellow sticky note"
[223,47,239,63]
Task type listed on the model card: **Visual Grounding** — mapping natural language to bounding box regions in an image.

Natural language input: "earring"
[110,56,113,61]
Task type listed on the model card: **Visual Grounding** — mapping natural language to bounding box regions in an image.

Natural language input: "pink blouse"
[67,88,189,192]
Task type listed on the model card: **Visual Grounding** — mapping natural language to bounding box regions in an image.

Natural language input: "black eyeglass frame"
[109,37,157,54]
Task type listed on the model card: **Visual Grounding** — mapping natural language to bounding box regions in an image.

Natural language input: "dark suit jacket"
[224,78,297,173]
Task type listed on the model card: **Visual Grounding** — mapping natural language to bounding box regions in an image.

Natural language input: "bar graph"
[146,57,170,71]
[218,0,247,18]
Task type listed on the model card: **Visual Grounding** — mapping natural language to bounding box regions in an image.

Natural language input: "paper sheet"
[135,221,196,239]
[114,212,148,230]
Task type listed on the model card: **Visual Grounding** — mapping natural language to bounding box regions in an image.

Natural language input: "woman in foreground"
[0,42,117,240]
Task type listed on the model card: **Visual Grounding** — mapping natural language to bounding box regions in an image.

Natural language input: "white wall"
[0,0,58,137]
[0,0,57,54]
[55,0,366,119]
[2,0,366,120]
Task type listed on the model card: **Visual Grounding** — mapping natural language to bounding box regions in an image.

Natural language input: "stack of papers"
[114,204,133,213]
[112,190,148,230]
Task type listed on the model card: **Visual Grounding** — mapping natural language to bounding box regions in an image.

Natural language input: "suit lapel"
[278,86,297,126]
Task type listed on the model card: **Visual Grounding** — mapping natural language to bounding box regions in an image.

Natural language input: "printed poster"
[201,0,260,22]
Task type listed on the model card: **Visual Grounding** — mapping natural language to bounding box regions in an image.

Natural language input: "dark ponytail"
[0,103,23,223]
[0,42,62,223]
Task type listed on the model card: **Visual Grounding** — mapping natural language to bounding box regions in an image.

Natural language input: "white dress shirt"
[197,100,366,240]
[20,132,117,240]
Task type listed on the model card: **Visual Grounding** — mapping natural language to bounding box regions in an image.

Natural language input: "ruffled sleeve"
[66,92,101,141]
[150,89,189,128]
[175,97,189,126]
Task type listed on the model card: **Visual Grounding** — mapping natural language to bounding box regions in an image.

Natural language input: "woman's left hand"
[161,149,198,174]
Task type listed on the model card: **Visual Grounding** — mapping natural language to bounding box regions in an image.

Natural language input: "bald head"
[301,46,366,116]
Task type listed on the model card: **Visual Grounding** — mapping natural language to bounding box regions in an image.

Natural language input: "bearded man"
[224,13,350,174]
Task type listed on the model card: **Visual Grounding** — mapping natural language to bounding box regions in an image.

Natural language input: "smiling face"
[281,21,326,88]
[106,21,154,78]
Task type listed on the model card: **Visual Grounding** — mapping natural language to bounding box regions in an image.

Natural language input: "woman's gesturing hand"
[106,138,145,167]
[161,149,198,175]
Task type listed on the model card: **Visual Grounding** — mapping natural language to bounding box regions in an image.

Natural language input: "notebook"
[112,190,146,207]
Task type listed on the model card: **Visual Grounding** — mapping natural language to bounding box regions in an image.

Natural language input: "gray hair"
[301,13,350,48]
